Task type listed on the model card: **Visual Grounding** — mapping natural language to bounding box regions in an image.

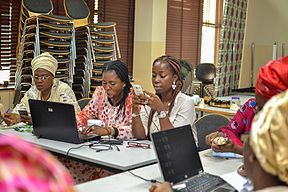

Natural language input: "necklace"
[41,91,51,101]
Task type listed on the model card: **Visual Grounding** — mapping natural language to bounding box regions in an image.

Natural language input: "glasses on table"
[126,141,151,149]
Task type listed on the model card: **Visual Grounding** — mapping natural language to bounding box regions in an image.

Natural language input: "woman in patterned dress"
[63,60,133,184]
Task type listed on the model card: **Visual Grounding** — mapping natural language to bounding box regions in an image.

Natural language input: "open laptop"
[151,125,236,192]
[29,99,99,144]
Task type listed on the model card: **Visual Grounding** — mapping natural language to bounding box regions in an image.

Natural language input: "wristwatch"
[157,111,167,119]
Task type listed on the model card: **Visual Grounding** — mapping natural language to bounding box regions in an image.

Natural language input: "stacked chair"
[14,0,76,105]
[89,22,120,96]
[64,0,92,99]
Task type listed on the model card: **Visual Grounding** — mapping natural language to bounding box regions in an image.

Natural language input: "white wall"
[239,0,288,88]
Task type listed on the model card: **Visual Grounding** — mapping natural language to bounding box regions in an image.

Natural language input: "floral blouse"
[219,98,256,146]
[76,86,133,139]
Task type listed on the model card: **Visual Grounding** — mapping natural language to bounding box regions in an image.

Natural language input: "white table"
[0,129,157,171]
[76,150,244,192]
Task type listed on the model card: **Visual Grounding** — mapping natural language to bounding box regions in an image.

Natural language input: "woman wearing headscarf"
[3,52,80,125]
[243,90,288,191]
[0,134,75,192]
[132,55,197,143]
[206,56,288,155]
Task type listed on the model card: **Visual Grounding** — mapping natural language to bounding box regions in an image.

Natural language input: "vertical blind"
[98,0,135,74]
[0,0,21,70]
[166,0,203,67]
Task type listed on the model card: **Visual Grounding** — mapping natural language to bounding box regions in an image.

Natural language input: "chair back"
[64,0,90,27]
[195,63,216,85]
[194,113,230,151]
[77,98,91,110]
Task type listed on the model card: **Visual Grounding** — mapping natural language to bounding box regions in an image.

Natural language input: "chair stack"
[89,22,120,96]
[14,14,76,105]
[73,26,94,99]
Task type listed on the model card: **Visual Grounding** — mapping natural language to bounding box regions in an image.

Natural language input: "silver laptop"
[151,125,236,192]
[29,99,99,144]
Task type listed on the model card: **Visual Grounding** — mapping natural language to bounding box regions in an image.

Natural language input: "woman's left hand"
[82,125,110,136]
[144,91,165,112]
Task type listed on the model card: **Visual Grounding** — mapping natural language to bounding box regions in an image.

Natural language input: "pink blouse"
[219,98,256,146]
[76,86,133,139]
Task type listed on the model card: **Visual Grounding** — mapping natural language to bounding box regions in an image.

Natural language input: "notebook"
[29,99,99,144]
[151,125,236,192]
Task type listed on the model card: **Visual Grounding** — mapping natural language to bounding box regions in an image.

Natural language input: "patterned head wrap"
[31,52,58,76]
[0,135,75,191]
[255,56,288,100]
[250,90,288,184]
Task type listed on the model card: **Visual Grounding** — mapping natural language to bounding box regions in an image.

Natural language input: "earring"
[172,81,176,90]
[249,154,256,163]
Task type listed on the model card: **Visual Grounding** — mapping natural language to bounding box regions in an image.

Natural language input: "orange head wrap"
[256,56,288,100]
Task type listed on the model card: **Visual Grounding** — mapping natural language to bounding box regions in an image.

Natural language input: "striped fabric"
[0,134,75,192]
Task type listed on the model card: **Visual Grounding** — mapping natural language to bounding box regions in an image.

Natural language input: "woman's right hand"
[205,131,224,145]
[3,113,20,126]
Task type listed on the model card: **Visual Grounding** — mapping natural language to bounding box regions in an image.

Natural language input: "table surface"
[76,149,244,192]
[0,129,157,171]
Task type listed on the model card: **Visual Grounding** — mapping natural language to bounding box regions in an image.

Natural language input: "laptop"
[151,125,236,192]
[29,99,99,144]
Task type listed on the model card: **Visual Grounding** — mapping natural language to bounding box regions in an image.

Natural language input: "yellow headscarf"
[250,90,288,184]
[31,52,58,76]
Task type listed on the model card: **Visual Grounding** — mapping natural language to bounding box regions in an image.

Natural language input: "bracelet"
[132,113,140,118]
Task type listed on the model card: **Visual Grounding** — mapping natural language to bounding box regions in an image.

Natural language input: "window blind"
[98,0,135,75]
[166,0,203,67]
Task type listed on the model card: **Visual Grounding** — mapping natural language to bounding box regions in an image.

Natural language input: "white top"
[139,92,197,143]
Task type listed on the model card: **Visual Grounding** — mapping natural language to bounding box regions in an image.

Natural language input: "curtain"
[215,0,248,96]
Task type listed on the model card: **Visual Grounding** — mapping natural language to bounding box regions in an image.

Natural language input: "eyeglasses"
[33,75,51,81]
[126,141,150,149]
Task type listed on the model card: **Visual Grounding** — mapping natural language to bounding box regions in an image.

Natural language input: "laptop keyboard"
[179,173,225,192]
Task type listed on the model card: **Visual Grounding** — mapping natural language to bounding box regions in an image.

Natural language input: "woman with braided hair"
[132,55,197,143]
[77,60,133,139]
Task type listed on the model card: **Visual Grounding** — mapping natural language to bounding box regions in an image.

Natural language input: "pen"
[5,108,10,113]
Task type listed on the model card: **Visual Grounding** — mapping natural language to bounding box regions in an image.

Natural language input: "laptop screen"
[152,125,203,184]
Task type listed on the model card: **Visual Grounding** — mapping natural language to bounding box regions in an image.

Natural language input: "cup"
[87,119,104,127]
[192,95,201,105]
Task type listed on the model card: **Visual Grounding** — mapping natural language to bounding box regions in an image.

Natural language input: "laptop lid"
[29,99,81,144]
[151,124,203,184]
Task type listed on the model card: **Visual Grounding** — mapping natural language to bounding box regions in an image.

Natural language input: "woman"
[132,55,197,143]
[243,90,288,191]
[205,56,288,155]
[149,90,288,192]
[64,60,133,184]
[0,134,75,192]
[77,60,133,139]
[3,52,80,125]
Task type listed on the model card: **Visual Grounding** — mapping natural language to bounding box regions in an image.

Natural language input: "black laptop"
[151,125,236,192]
[29,99,99,144]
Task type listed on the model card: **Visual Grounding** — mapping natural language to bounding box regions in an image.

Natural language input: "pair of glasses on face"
[126,141,151,149]
[33,75,51,81]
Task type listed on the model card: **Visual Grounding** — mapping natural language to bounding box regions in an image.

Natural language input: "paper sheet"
[221,171,247,191]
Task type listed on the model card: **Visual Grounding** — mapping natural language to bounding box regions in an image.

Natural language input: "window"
[166,0,203,67]
[200,0,223,64]
[0,0,21,83]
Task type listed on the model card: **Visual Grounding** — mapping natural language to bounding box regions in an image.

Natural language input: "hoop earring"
[172,81,176,90]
